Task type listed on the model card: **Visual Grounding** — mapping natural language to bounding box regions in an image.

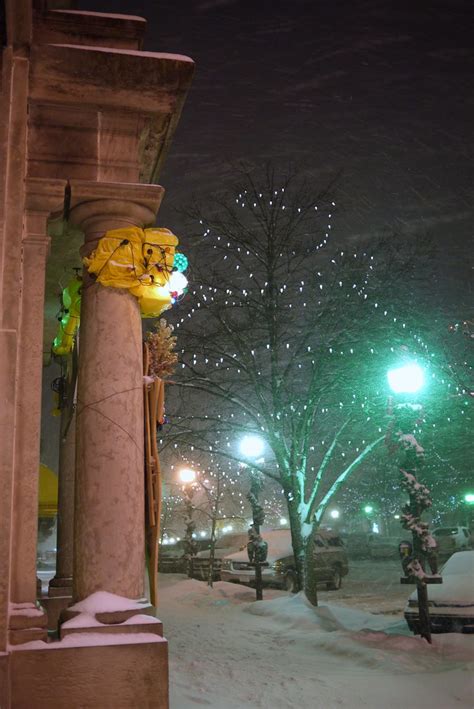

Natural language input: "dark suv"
[159,539,211,574]
[221,528,348,592]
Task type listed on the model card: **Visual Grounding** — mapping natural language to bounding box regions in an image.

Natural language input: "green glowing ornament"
[173,252,188,273]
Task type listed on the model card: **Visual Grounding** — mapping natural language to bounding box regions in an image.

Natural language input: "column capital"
[67,180,165,254]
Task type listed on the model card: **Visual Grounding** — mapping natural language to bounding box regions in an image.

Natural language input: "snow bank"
[157,575,474,709]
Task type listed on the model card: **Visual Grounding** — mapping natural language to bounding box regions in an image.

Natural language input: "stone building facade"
[0,1,194,705]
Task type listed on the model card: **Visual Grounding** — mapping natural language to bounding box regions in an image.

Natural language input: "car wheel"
[326,567,342,591]
[283,571,298,593]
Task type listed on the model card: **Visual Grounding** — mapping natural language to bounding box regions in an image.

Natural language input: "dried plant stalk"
[146,318,178,379]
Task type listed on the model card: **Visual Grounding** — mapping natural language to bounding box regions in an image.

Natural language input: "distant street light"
[330,509,340,520]
[239,435,265,459]
[364,505,374,515]
[464,493,474,504]
[279,517,288,526]
[387,362,425,394]
[179,468,196,484]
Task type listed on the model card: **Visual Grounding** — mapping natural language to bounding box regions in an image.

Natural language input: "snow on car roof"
[408,552,474,606]
[442,550,474,575]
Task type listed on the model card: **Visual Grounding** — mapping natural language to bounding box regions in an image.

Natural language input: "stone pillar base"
[58,590,162,640]
[9,603,48,646]
[48,576,73,598]
[40,595,72,633]
[10,634,169,708]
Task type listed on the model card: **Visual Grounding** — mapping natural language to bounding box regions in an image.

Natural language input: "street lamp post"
[464,493,474,531]
[386,362,442,644]
[239,435,268,601]
[179,468,198,577]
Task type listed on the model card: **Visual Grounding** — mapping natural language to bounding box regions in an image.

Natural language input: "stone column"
[48,407,76,596]
[69,194,161,601]
[9,230,50,643]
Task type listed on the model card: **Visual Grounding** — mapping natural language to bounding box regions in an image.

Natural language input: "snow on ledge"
[62,612,161,629]
[50,43,194,64]
[68,591,149,614]
[9,603,44,618]
[9,632,166,652]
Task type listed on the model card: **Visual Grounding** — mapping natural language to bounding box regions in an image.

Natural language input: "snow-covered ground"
[157,571,473,709]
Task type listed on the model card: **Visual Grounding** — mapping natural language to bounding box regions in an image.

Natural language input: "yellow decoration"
[136,284,172,318]
[83,226,144,289]
[83,226,180,318]
[39,464,58,518]
[52,274,82,356]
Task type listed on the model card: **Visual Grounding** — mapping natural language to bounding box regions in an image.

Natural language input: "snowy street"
[157,563,473,709]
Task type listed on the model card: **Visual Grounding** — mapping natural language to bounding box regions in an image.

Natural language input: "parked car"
[367,534,412,559]
[404,550,474,634]
[342,532,371,559]
[221,528,348,592]
[159,539,210,574]
[191,533,248,581]
[432,526,471,556]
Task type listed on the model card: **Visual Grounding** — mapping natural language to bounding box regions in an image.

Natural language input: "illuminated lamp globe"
[239,435,265,459]
[167,271,188,296]
[464,493,474,505]
[179,468,196,484]
[387,362,425,394]
[364,505,374,515]
[330,509,340,520]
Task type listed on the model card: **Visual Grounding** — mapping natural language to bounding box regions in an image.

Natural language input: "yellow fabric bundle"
[83,226,179,318]
[83,226,145,289]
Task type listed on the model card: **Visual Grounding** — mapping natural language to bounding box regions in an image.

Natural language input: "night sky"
[75,0,473,294]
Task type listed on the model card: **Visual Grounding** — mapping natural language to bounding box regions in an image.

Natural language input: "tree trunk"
[286,497,306,593]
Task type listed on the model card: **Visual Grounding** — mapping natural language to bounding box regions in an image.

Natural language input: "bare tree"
[168,166,456,596]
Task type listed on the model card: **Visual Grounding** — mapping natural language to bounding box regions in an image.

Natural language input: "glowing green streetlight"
[464,493,474,504]
[364,505,374,515]
[387,362,425,394]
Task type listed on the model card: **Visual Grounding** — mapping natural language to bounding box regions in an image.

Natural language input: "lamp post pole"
[239,435,268,601]
[179,468,198,578]
[386,363,441,645]
[247,471,266,601]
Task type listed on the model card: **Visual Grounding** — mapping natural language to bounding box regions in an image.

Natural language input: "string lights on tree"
[164,166,470,601]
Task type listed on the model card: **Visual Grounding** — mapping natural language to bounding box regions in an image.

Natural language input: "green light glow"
[464,493,474,504]
[364,505,374,515]
[387,363,425,394]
